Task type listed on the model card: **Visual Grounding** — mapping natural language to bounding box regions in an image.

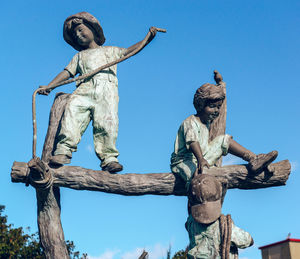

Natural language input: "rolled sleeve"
[107,46,126,61]
[65,53,79,77]
[221,134,232,156]
[231,223,253,249]
[183,121,198,150]
[114,47,127,58]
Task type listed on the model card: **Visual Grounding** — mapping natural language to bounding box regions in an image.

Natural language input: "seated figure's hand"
[198,158,210,174]
[38,86,51,96]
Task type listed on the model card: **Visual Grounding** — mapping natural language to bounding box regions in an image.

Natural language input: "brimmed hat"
[63,12,105,51]
[188,174,226,224]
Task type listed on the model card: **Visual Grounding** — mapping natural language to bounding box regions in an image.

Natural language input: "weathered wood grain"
[11,160,291,195]
[36,93,70,259]
[209,81,227,167]
[11,91,292,259]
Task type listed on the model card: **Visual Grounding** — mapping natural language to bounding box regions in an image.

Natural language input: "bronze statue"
[10,13,291,259]
[171,71,280,258]
[170,70,278,189]
[38,12,165,173]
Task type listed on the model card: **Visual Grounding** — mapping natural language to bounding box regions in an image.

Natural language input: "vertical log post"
[34,93,71,259]
[209,78,227,167]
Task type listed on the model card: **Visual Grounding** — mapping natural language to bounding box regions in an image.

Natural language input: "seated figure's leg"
[54,94,91,161]
[171,160,197,191]
[92,82,121,172]
[171,135,230,188]
[228,138,278,172]
[227,138,255,161]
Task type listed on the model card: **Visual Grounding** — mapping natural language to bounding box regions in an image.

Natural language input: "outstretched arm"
[38,27,165,96]
[38,70,71,95]
[124,27,159,56]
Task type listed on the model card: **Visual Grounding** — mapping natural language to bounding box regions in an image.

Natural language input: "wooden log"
[11,90,291,258]
[11,160,291,196]
[36,186,67,258]
[41,92,71,162]
[35,93,70,259]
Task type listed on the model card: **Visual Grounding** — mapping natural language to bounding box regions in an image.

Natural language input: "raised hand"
[149,26,158,37]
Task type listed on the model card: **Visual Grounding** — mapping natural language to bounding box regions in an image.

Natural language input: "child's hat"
[63,12,105,51]
[188,174,226,224]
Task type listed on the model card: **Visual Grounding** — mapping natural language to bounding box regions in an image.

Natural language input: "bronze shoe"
[102,162,123,173]
[248,150,278,173]
[49,154,71,166]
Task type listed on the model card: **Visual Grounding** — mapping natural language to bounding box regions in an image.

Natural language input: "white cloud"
[121,243,169,259]
[88,249,120,259]
[86,144,93,153]
[121,247,144,259]
[147,243,170,259]
[222,154,244,166]
[88,243,169,259]
[291,161,298,171]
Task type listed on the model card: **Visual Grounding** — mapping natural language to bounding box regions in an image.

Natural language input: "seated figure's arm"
[189,141,210,175]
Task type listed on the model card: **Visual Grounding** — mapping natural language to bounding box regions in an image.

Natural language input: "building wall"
[289,242,300,259]
[261,242,291,259]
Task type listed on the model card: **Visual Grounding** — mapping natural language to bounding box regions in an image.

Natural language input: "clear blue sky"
[1,1,300,258]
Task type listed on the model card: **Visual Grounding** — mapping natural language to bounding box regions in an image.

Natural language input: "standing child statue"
[38,12,162,172]
[170,70,278,189]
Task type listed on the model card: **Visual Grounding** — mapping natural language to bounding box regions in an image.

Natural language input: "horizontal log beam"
[11,159,291,196]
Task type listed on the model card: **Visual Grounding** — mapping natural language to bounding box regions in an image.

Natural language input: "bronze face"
[72,23,100,50]
[63,12,106,51]
[73,24,95,47]
[200,99,223,124]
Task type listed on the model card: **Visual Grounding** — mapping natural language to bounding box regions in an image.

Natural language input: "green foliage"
[0,205,44,259]
[65,240,87,259]
[166,246,171,259]
[0,205,86,259]
[172,250,187,259]
[165,246,187,259]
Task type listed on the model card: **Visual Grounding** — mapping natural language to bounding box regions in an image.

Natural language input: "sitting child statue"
[170,70,278,188]
[38,12,159,173]
[186,174,253,258]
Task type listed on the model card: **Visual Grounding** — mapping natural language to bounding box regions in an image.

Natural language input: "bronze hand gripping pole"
[32,27,166,158]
